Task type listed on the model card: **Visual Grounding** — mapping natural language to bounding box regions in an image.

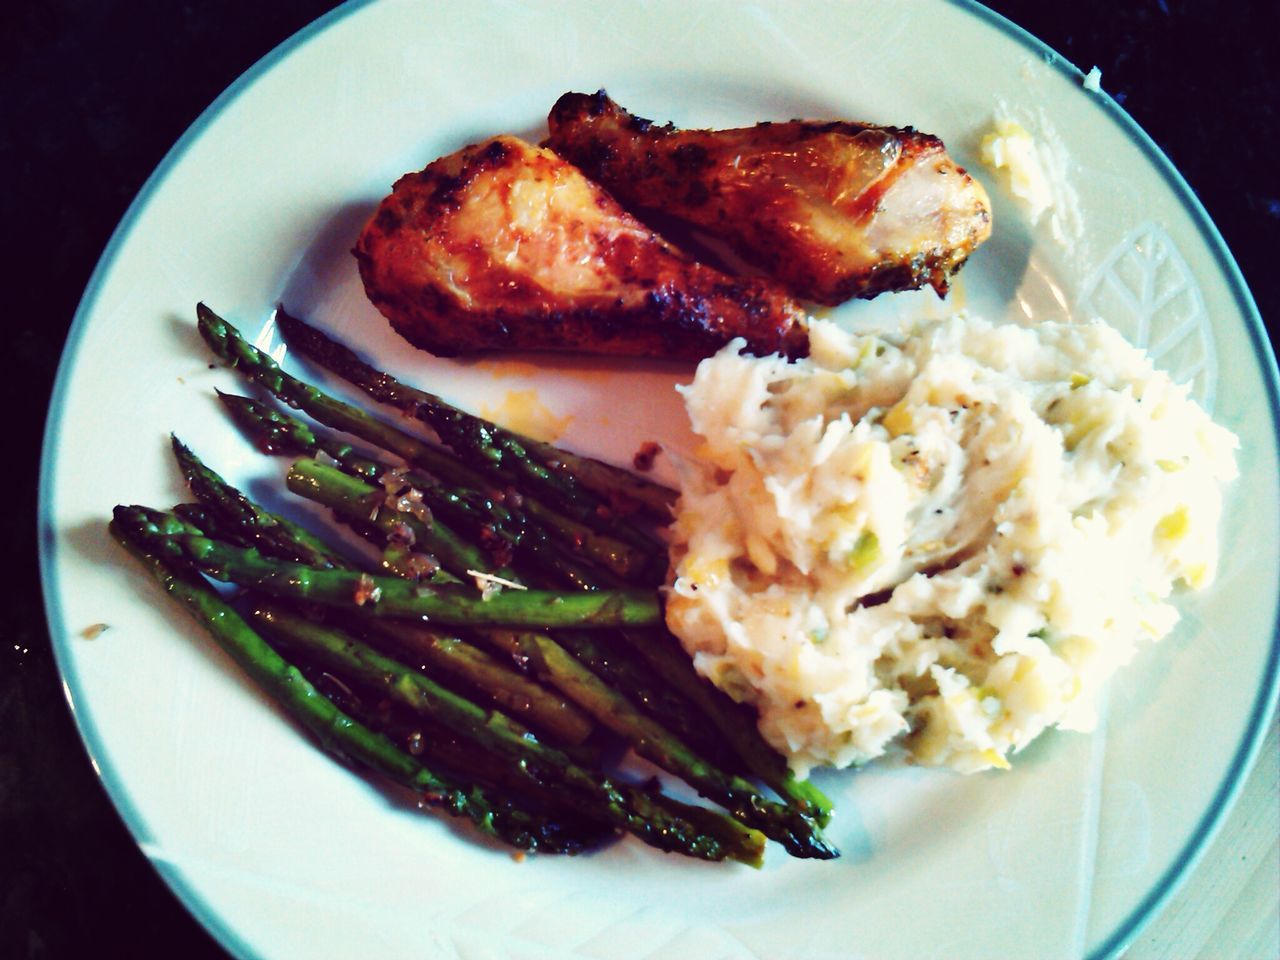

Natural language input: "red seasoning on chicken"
[353,136,808,360]
[546,91,993,305]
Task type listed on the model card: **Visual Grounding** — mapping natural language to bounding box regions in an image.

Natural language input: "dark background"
[2,2,1276,957]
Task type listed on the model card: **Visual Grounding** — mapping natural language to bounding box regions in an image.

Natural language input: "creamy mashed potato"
[979,119,1053,222]
[665,315,1238,775]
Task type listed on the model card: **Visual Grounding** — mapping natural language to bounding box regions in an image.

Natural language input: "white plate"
[40,2,1280,958]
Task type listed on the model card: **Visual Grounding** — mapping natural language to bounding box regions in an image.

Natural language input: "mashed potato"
[665,315,1238,775]
[979,119,1053,222]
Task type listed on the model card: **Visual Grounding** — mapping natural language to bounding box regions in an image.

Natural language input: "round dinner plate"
[39,2,1279,958]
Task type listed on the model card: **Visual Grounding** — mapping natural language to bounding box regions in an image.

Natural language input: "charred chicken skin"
[546,91,993,306]
[353,136,808,359]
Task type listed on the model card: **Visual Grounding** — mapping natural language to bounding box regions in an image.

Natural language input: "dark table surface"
[3,2,1276,957]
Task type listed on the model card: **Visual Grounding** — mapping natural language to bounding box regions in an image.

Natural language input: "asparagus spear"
[197,303,489,492]
[173,502,262,551]
[358,619,595,746]
[492,627,745,773]
[113,506,660,629]
[109,522,605,855]
[271,309,661,549]
[285,457,515,582]
[284,456,610,593]
[174,498,460,589]
[217,390,651,584]
[172,435,343,567]
[272,307,676,522]
[251,601,765,866]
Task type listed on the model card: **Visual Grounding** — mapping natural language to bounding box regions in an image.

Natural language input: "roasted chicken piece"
[353,136,807,359]
[546,91,993,305]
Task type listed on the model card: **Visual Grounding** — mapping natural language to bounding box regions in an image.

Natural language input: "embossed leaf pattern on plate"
[1078,223,1217,411]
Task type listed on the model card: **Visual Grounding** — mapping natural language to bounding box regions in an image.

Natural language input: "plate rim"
[36,2,1280,958]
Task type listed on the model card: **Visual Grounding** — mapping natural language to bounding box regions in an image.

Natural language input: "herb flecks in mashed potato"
[666,315,1238,775]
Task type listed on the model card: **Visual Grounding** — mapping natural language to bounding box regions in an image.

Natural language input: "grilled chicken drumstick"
[546,91,992,305]
[354,136,808,359]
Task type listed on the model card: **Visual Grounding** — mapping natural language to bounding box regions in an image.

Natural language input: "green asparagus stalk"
[359,620,595,746]
[274,308,676,519]
[217,390,652,583]
[175,500,458,588]
[172,502,260,551]
[172,435,343,568]
[284,457,514,582]
[113,506,660,629]
[197,303,489,492]
[284,456,610,594]
[250,603,548,750]
[496,627,744,772]
[272,309,662,548]
[251,601,765,866]
[109,522,605,855]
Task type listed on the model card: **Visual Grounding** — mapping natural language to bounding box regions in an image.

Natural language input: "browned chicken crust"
[546,91,993,306]
[353,136,808,360]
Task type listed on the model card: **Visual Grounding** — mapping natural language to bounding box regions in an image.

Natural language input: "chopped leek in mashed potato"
[665,315,1238,775]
